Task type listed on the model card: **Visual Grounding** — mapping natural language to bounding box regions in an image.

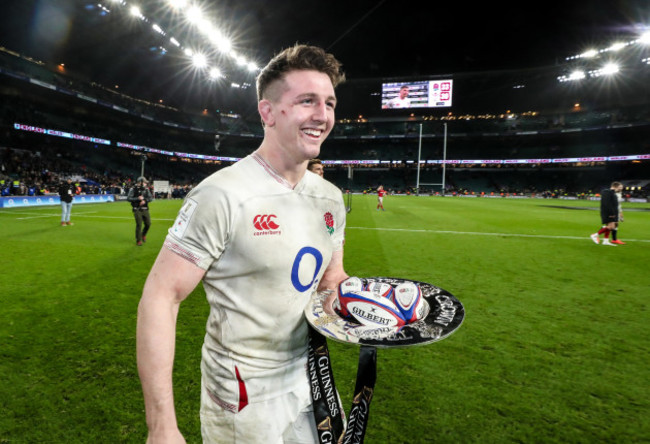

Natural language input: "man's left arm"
[318,249,348,291]
[318,249,349,314]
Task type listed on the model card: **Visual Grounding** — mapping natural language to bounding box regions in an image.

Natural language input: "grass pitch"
[1,195,649,443]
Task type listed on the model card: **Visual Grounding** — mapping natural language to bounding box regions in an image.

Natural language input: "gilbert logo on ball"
[337,288,406,327]
[392,282,426,323]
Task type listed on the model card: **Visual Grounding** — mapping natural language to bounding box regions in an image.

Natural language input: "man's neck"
[254,144,308,189]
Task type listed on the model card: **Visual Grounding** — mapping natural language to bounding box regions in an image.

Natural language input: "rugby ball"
[392,282,427,323]
[338,290,406,327]
[333,277,366,320]
[366,281,394,300]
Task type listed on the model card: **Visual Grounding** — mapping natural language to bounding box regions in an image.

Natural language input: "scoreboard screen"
[381,80,453,109]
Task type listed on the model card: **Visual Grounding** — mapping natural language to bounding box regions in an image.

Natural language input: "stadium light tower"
[140,154,147,178]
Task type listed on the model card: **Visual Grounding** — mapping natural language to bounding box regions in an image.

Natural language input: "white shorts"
[200,378,318,444]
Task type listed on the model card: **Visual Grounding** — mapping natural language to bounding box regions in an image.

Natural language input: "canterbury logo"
[253,214,279,230]
[253,215,281,236]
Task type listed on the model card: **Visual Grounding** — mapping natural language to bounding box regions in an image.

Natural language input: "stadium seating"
[2,45,649,198]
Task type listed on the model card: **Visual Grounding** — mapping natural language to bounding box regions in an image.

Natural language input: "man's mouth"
[302,128,323,138]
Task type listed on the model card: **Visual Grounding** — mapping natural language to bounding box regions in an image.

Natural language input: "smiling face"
[259,69,337,163]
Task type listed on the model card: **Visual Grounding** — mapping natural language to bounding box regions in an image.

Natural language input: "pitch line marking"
[347,226,650,243]
[3,210,648,242]
[1,210,173,222]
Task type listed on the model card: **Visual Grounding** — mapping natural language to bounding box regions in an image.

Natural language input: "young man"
[127,176,153,246]
[307,158,324,177]
[383,85,410,109]
[590,181,623,246]
[377,185,387,211]
[137,45,348,443]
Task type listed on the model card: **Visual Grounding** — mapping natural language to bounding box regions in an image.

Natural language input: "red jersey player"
[377,185,387,211]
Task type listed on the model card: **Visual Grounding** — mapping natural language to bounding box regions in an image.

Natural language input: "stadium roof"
[0,0,648,111]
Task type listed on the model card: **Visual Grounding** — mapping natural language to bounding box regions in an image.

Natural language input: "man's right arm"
[136,247,206,443]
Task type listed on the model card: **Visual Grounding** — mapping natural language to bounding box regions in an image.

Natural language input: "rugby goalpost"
[416,122,447,195]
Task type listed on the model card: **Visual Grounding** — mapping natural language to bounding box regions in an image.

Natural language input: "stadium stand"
[2,43,649,199]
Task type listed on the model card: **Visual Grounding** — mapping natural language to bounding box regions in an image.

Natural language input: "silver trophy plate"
[305,277,464,348]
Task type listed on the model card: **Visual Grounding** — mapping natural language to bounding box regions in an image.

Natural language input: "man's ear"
[258,99,275,127]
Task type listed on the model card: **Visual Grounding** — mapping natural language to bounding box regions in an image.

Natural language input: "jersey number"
[291,247,323,292]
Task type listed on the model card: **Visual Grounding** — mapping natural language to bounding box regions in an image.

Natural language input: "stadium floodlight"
[192,53,207,68]
[247,62,258,72]
[197,18,214,35]
[208,68,221,79]
[206,29,231,53]
[184,47,193,57]
[569,70,586,80]
[169,37,180,47]
[152,23,164,35]
[639,31,650,44]
[601,63,619,75]
[129,6,144,20]
[607,42,626,52]
[185,6,203,24]
[216,38,231,53]
[580,49,598,58]
[557,70,586,83]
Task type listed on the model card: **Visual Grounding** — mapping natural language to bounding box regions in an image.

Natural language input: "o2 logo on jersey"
[291,247,323,292]
[253,214,281,236]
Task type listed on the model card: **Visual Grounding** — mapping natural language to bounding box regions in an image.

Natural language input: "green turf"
[1,195,649,443]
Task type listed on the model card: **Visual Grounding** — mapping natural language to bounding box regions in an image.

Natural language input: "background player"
[307,158,324,177]
[136,44,348,443]
[377,185,387,211]
[590,181,623,246]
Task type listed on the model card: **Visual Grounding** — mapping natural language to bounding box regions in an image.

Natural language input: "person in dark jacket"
[58,178,75,226]
[590,181,623,246]
[127,176,153,246]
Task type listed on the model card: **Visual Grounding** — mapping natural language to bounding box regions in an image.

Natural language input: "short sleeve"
[164,185,230,270]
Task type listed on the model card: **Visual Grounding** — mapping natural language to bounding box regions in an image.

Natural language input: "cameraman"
[127,176,153,246]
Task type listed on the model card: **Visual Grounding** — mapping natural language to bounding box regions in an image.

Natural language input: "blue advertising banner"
[0,194,115,208]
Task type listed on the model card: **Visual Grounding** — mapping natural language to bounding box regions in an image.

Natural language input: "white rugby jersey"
[164,153,346,409]
[384,96,410,108]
